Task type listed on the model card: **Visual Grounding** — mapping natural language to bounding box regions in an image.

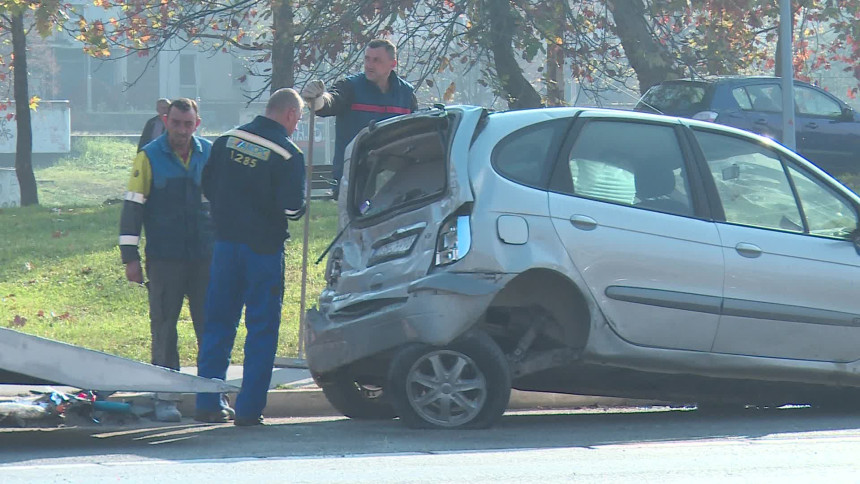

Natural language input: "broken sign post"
[298,107,316,360]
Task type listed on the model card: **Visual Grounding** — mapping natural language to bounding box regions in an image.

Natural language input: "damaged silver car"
[306,105,860,429]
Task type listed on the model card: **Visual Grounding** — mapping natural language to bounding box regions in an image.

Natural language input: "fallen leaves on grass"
[10,315,26,327]
[50,311,72,321]
[52,230,69,238]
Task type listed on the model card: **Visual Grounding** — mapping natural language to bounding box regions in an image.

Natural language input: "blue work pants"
[196,241,285,419]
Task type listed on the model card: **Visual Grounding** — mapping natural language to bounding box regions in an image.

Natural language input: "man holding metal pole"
[300,38,417,200]
[195,88,306,426]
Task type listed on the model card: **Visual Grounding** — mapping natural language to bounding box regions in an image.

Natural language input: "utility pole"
[780,0,796,150]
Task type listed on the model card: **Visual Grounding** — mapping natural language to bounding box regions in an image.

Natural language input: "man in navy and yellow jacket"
[194,88,306,426]
[301,38,417,199]
[119,98,213,422]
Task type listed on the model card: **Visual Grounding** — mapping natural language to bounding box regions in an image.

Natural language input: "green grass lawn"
[0,137,337,366]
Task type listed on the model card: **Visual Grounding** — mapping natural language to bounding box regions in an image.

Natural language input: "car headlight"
[435,214,471,266]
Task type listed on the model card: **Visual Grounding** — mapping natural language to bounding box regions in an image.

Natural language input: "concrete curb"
[2,386,660,422]
[161,389,658,418]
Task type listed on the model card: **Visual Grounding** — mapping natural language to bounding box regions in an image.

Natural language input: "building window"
[179,54,197,99]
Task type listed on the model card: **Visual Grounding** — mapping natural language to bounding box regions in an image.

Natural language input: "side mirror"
[841,106,855,121]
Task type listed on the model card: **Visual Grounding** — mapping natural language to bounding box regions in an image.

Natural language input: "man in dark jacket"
[194,88,306,426]
[301,39,417,199]
[137,98,170,152]
[119,98,213,422]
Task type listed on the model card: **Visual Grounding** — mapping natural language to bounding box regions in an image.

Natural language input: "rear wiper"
[316,218,352,265]
[315,199,370,264]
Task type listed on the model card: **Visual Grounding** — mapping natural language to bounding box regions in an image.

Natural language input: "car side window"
[492,120,567,188]
[794,86,842,117]
[694,130,803,232]
[745,84,782,113]
[552,120,693,216]
[731,87,753,110]
[786,164,858,239]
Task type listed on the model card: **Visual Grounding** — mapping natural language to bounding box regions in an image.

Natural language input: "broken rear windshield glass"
[351,118,450,218]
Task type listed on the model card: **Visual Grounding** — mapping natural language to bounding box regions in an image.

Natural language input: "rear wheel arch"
[481,268,591,351]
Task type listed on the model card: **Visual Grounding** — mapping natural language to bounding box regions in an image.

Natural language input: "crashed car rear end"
[305,106,513,428]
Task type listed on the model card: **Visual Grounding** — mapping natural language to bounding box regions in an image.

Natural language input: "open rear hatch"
[321,106,485,314]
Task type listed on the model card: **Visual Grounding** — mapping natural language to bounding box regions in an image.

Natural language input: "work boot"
[153,400,182,422]
[234,415,264,427]
[194,408,233,423]
[221,394,236,419]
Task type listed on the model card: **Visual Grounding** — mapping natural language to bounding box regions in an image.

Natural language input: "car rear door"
[732,82,785,141]
[794,84,860,175]
[691,127,860,363]
[547,113,724,351]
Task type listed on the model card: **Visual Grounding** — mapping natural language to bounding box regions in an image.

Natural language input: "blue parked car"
[635,77,860,175]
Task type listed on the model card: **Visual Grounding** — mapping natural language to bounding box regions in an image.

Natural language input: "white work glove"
[301,80,326,111]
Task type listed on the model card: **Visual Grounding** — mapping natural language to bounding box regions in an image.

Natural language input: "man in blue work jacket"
[195,88,306,426]
[301,38,418,199]
[119,98,213,422]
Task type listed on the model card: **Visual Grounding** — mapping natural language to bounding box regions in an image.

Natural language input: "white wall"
[0,101,71,153]
[0,168,20,207]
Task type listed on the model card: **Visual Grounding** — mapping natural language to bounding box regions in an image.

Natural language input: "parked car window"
[731,87,753,110]
[636,83,708,115]
[695,130,803,232]
[794,86,842,117]
[555,120,692,215]
[744,84,782,112]
[493,120,567,188]
[786,164,857,239]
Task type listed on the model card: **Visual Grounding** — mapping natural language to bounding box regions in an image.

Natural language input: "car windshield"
[636,83,710,115]
[350,117,451,219]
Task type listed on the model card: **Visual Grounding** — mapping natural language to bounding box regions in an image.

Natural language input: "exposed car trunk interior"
[349,117,451,220]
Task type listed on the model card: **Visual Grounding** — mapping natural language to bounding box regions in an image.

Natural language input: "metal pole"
[780,0,796,150]
[297,109,315,359]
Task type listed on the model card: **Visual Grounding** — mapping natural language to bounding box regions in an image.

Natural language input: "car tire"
[316,367,398,420]
[387,330,512,429]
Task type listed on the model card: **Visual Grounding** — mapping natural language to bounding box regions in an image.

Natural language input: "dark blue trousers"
[196,241,285,419]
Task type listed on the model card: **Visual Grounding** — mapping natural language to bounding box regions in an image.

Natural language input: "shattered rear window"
[352,118,450,218]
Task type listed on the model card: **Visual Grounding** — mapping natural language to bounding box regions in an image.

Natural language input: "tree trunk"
[607,0,682,94]
[485,0,542,110]
[546,41,565,106]
[271,0,295,91]
[12,12,37,207]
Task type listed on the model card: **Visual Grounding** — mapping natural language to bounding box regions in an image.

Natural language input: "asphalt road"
[2,405,860,483]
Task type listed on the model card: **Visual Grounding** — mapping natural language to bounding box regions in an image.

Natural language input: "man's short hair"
[168,98,199,117]
[368,39,396,60]
[156,98,170,107]
[266,88,303,116]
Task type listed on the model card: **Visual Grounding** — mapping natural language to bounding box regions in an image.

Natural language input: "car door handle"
[754,118,769,125]
[735,242,762,258]
[569,215,597,231]
[804,122,818,129]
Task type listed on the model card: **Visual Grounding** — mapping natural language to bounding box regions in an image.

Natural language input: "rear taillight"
[692,111,719,122]
[435,214,472,266]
